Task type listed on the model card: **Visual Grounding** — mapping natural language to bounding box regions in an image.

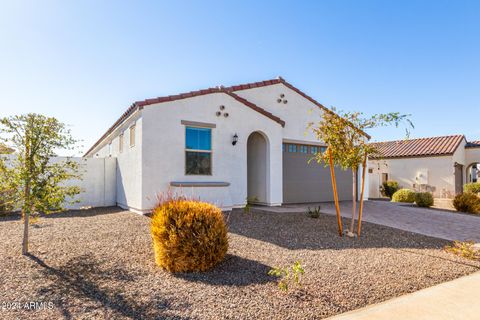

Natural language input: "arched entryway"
[466,163,480,183]
[247,131,269,204]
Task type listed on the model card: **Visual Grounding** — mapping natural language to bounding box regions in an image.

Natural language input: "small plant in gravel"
[268,260,305,291]
[243,196,258,214]
[391,189,415,203]
[445,240,480,261]
[464,182,480,194]
[381,180,400,199]
[415,192,434,207]
[306,206,321,218]
[453,192,480,214]
[151,198,228,272]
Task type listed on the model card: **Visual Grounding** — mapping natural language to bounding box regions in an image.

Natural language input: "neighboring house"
[0,144,14,154]
[368,135,480,199]
[84,77,368,212]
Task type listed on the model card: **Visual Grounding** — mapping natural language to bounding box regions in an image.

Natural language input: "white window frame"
[185,125,213,176]
[119,133,124,153]
[129,125,136,147]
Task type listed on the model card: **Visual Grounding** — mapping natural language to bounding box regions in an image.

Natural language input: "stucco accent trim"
[180,120,216,128]
[283,139,327,146]
[170,181,230,187]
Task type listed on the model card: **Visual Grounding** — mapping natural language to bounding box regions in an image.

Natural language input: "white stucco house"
[368,135,480,199]
[84,77,367,213]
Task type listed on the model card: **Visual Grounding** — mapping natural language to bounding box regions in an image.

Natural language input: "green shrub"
[306,206,321,218]
[464,182,480,194]
[391,189,416,203]
[381,180,400,199]
[415,192,434,207]
[445,240,480,261]
[453,193,480,214]
[0,190,14,214]
[151,199,228,272]
[268,260,305,291]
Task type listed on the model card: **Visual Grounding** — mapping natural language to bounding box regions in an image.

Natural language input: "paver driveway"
[321,200,480,242]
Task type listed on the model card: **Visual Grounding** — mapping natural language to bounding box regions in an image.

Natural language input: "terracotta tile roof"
[228,77,371,140]
[0,144,14,154]
[84,85,285,156]
[84,77,369,156]
[369,135,465,159]
[466,140,480,148]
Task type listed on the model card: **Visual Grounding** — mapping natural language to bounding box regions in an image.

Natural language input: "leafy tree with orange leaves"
[309,108,413,237]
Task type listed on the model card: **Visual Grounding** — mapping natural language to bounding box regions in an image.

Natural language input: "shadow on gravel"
[0,207,126,222]
[42,207,126,219]
[28,253,186,320]
[175,254,274,287]
[228,210,449,251]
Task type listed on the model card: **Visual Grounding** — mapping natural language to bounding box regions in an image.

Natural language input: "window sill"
[170,181,230,187]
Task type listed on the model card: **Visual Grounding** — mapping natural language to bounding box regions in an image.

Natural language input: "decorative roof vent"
[277,93,288,104]
[216,105,229,118]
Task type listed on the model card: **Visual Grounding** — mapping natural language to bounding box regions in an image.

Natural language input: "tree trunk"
[22,133,31,255]
[22,209,29,255]
[328,148,343,236]
[357,153,368,237]
[349,168,357,234]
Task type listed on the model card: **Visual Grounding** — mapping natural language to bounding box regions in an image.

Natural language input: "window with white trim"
[129,125,136,147]
[185,126,212,175]
[119,134,124,153]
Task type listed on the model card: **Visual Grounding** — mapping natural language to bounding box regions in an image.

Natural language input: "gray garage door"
[282,143,353,204]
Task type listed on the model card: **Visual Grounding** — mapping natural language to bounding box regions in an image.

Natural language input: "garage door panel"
[283,147,352,203]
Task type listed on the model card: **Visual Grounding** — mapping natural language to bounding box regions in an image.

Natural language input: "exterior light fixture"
[232,133,238,146]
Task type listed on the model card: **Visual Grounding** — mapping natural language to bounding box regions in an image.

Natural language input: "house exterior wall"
[140,92,284,211]
[234,83,324,143]
[91,115,144,211]
[465,147,480,183]
[83,82,370,212]
[368,155,458,198]
[465,147,480,169]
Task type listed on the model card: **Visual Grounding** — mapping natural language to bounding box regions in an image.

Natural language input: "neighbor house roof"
[0,144,14,154]
[466,140,480,148]
[369,135,465,159]
[84,77,370,156]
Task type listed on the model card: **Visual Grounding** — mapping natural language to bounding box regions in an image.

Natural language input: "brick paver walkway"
[321,200,480,242]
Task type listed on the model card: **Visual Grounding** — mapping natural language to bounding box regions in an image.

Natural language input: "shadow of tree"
[174,254,274,286]
[42,207,125,219]
[28,253,188,320]
[228,209,450,251]
[0,207,126,223]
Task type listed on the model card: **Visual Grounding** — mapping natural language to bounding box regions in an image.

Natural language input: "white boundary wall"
[64,157,117,209]
[2,156,117,209]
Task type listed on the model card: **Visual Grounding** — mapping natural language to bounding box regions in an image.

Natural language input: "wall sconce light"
[232,133,238,146]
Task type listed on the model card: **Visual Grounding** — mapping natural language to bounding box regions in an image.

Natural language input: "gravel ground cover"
[1,207,479,320]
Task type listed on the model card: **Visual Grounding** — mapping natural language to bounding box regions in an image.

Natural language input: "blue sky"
[1,1,479,155]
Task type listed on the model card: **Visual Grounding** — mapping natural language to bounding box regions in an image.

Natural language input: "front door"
[454,163,463,194]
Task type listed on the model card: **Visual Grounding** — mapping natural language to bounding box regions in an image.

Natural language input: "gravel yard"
[1,207,479,320]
